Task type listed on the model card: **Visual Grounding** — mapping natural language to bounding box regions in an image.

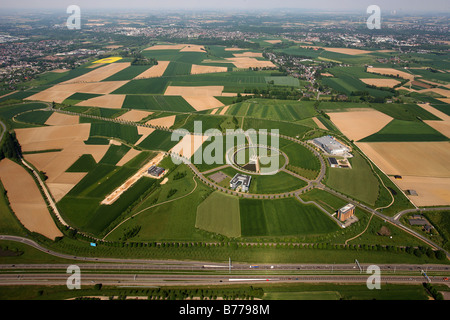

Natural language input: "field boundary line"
[102,176,198,240]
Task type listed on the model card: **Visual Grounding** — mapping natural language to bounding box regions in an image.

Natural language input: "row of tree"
[0,131,22,161]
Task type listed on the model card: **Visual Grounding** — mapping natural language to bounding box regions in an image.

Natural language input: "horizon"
[0,0,449,14]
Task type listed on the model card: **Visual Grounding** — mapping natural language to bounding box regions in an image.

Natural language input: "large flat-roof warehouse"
[312,135,350,156]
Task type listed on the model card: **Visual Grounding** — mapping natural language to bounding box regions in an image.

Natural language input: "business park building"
[312,135,350,157]
[230,173,252,192]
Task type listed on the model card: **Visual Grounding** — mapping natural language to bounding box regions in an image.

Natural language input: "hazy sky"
[1,0,449,13]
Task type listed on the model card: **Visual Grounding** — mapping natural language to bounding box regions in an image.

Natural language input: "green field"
[62,93,103,106]
[371,103,442,121]
[0,182,26,236]
[262,283,430,300]
[239,197,340,237]
[408,68,450,84]
[263,291,341,300]
[299,188,348,213]
[325,151,379,206]
[137,129,179,151]
[88,121,142,144]
[122,95,195,112]
[423,211,450,251]
[65,154,97,172]
[112,78,170,95]
[279,139,320,171]
[105,166,213,241]
[98,144,131,165]
[359,119,449,142]
[102,65,152,81]
[14,110,53,126]
[321,66,394,98]
[242,117,312,138]
[265,76,300,87]
[195,191,241,238]
[162,61,192,76]
[220,167,307,194]
[169,71,270,92]
[226,99,318,122]
[0,102,49,129]
[58,155,161,235]
[2,37,449,270]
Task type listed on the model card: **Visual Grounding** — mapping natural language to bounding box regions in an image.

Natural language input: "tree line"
[0,131,22,161]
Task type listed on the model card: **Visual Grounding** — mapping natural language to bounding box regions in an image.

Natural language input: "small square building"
[328,157,338,168]
[337,203,355,222]
[148,166,165,177]
[230,173,252,192]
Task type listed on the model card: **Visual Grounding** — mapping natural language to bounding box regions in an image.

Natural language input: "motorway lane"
[1,235,450,274]
[0,273,447,287]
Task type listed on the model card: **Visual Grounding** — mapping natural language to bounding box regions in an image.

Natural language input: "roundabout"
[226,144,288,176]
[190,133,327,198]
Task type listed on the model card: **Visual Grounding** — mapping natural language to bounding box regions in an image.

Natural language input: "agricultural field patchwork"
[1,33,449,272]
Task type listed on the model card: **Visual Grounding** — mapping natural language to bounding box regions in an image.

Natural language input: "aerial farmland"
[0,6,449,304]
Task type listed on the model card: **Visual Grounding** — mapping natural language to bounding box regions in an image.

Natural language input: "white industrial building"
[312,135,350,156]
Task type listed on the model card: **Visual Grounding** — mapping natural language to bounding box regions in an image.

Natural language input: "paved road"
[0,272,448,287]
[394,207,450,221]
[2,235,449,273]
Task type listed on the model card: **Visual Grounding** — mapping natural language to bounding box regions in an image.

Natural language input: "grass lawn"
[105,165,213,241]
[423,211,450,251]
[196,191,241,238]
[263,291,341,300]
[279,138,320,171]
[250,171,307,194]
[325,151,379,206]
[239,197,340,237]
[262,283,430,300]
[58,157,159,236]
[219,167,307,194]
[299,188,348,213]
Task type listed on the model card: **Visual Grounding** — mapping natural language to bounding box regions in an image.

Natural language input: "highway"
[0,272,448,287]
[0,235,449,288]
